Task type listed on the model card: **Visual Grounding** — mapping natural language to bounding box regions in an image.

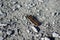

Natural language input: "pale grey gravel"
[0,0,60,40]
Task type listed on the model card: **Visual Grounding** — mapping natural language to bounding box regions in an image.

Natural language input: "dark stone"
[48,37,55,40]
[2,29,7,32]
[32,36,35,40]
[10,30,15,35]
[34,26,40,32]
[23,38,25,40]
[0,18,3,21]
[5,34,9,38]
[2,34,9,40]
[3,26,8,29]
[17,29,19,32]
[7,23,11,26]
[1,3,4,7]
[20,5,22,7]
[10,19,12,22]
[58,12,60,15]
[15,1,18,4]
[15,8,19,11]
[41,33,43,37]
[17,29,20,35]
[8,29,11,31]
[4,12,7,17]
[54,12,57,16]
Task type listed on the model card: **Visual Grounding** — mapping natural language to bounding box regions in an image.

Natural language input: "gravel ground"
[0,0,60,40]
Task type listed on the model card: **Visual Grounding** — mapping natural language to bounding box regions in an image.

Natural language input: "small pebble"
[52,32,59,37]
[34,26,40,32]
[10,30,15,35]
[54,12,57,16]
[16,5,20,8]
[30,25,38,32]
[58,12,60,15]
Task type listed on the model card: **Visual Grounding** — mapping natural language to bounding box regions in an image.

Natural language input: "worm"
[26,15,41,26]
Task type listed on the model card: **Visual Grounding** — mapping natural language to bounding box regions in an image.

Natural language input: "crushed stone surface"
[0,0,60,40]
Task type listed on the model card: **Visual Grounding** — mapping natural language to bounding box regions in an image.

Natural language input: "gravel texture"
[0,0,60,40]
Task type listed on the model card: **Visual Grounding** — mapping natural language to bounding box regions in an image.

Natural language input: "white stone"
[0,11,3,15]
[52,21,55,25]
[7,31,11,35]
[27,6,30,9]
[7,32,10,35]
[41,37,50,40]
[41,38,45,40]
[17,5,20,8]
[37,10,40,12]
[45,8,48,11]
[36,34,39,37]
[45,37,50,40]
[52,32,59,37]
[26,30,29,33]
[12,1,16,4]
[0,23,7,26]
[23,16,26,20]
[38,0,43,2]
[32,4,35,6]
[52,12,55,16]
[12,8,15,11]
[0,31,2,36]
[58,36,60,38]
[29,4,32,7]
[14,28,17,34]
[37,13,39,16]
[30,25,38,32]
